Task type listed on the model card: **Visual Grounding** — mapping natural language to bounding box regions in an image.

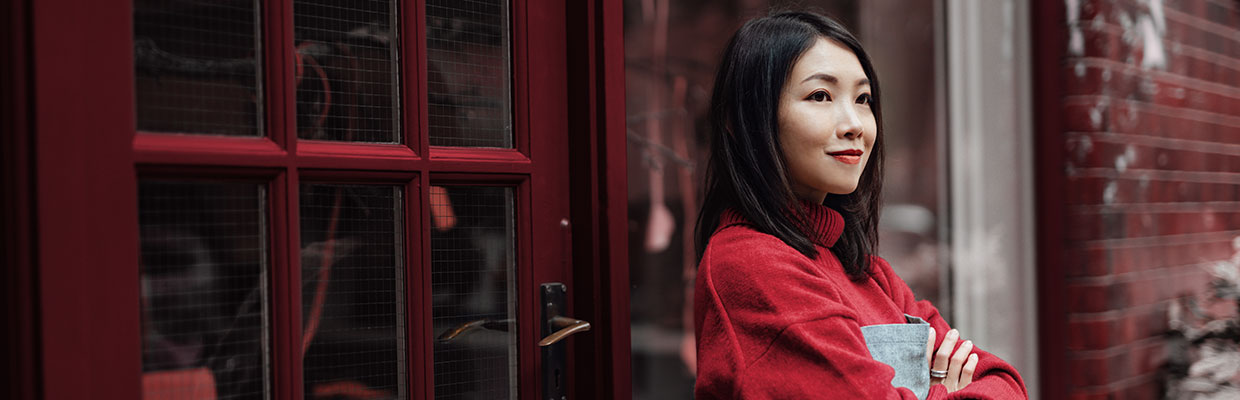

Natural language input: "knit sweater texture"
[694,203,1027,399]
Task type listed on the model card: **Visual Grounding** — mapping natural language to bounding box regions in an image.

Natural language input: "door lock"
[540,283,589,400]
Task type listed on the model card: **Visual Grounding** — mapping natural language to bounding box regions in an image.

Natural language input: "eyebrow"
[800,73,869,87]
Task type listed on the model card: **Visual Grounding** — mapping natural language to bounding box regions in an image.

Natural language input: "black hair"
[695,11,885,281]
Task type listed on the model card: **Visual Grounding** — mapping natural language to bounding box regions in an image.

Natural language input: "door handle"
[437,318,513,342]
[542,282,588,399]
[538,316,591,347]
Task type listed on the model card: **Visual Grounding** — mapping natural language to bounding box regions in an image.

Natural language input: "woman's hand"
[924,328,979,393]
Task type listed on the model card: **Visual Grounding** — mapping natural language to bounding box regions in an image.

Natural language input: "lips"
[828,149,863,165]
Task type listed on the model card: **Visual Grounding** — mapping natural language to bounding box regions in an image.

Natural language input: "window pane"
[300,184,406,399]
[431,186,516,399]
[138,181,268,399]
[294,0,401,143]
[426,0,513,148]
[134,0,262,136]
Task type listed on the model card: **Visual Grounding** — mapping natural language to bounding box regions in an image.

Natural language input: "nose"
[835,105,864,140]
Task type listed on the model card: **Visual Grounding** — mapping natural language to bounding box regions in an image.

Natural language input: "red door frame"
[564,0,631,398]
[1031,1,1069,399]
[20,0,630,398]
[3,0,39,398]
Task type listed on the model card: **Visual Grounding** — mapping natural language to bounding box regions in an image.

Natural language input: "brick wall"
[1044,0,1240,398]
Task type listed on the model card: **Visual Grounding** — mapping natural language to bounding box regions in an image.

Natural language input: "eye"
[856,93,873,105]
[807,90,831,102]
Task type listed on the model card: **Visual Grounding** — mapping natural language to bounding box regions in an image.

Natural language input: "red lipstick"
[828,149,863,165]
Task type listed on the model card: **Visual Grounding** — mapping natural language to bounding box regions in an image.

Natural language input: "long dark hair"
[695,11,885,280]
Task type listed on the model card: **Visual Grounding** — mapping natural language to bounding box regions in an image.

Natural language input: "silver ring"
[930,369,948,379]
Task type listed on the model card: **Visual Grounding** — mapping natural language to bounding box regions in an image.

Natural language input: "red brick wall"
[1043,0,1240,398]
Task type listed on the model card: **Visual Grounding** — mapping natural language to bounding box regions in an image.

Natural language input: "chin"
[825,181,860,196]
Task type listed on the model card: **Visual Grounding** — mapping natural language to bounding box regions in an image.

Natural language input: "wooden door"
[24,0,630,398]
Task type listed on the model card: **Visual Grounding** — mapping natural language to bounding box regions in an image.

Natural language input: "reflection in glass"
[426,0,513,148]
[430,186,516,399]
[134,0,262,136]
[138,181,268,399]
[294,0,401,143]
[300,184,406,399]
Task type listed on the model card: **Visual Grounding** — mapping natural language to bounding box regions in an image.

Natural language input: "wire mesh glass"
[138,181,268,400]
[294,0,401,143]
[299,184,407,399]
[426,0,514,148]
[133,0,263,136]
[431,186,517,399]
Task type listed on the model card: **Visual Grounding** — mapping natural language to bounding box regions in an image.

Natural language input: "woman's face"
[777,37,877,203]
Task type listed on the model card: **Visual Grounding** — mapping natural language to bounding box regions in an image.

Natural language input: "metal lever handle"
[437,318,512,342]
[537,316,591,347]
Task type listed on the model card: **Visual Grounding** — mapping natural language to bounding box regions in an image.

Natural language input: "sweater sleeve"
[872,257,1029,399]
[695,234,925,399]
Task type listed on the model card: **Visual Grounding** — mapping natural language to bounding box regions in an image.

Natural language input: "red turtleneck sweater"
[694,205,1027,399]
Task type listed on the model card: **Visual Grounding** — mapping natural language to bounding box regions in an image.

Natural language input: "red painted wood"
[3,0,37,398]
[1032,1,1068,400]
[522,0,577,396]
[429,146,531,163]
[410,0,435,396]
[598,0,632,396]
[416,171,434,400]
[134,134,288,167]
[512,0,532,159]
[563,0,630,397]
[298,141,422,171]
[32,0,142,398]
[422,160,533,175]
[399,0,421,157]
[24,0,604,399]
[273,170,301,400]
[401,179,427,400]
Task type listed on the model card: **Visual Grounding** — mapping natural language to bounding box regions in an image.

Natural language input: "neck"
[792,185,827,204]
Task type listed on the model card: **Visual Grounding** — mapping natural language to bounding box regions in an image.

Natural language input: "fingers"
[932,329,958,373]
[926,327,941,385]
[959,353,979,388]
[945,339,973,389]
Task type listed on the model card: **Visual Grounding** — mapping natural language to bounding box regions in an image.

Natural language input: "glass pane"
[300,184,406,399]
[294,0,401,143]
[134,0,262,136]
[138,181,268,399]
[860,0,949,318]
[430,186,516,399]
[426,0,513,148]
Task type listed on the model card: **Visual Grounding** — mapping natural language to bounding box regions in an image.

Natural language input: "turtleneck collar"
[717,201,846,248]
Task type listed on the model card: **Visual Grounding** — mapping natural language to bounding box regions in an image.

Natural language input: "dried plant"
[1165,237,1240,400]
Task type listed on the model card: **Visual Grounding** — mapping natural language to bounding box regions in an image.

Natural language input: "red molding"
[3,0,38,397]
[401,180,426,400]
[1032,1,1069,399]
[565,0,630,397]
[33,0,141,397]
[298,169,419,182]
[297,141,423,171]
[271,170,301,400]
[415,171,433,400]
[598,0,632,396]
[134,133,289,167]
[429,146,532,163]
[399,0,421,156]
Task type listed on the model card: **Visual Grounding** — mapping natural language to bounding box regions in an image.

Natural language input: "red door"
[23,0,629,399]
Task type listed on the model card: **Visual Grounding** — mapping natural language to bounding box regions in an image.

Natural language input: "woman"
[693,11,1027,399]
